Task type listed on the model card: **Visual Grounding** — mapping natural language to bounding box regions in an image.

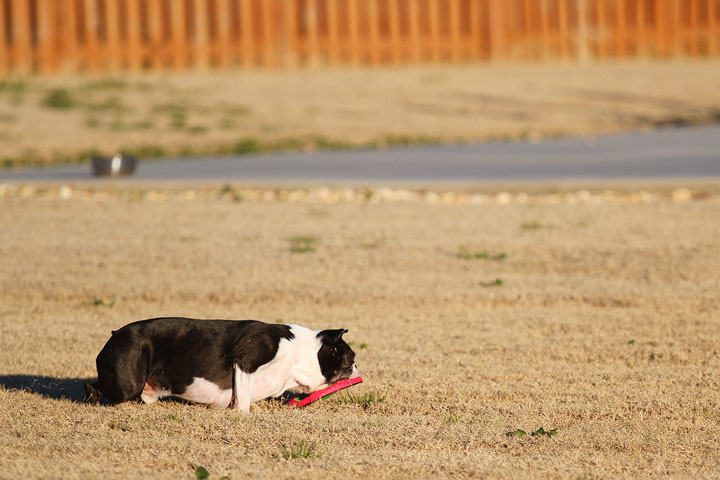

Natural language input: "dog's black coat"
[85,317,355,405]
[87,317,293,403]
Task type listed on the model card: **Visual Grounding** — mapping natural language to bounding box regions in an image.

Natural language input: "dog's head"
[316,329,358,385]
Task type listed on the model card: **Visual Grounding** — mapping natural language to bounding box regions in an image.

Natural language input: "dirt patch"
[2,61,720,166]
[1,184,719,478]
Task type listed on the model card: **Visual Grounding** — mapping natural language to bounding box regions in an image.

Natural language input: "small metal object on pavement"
[91,154,137,177]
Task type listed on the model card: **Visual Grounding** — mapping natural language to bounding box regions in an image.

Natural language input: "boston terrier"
[84,317,358,412]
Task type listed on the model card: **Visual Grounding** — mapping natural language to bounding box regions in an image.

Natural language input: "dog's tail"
[84,381,102,405]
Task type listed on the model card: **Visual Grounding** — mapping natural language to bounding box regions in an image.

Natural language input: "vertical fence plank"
[689,0,699,55]
[709,0,719,54]
[281,0,296,66]
[62,0,78,72]
[126,0,142,70]
[469,0,482,59]
[193,0,209,68]
[615,0,626,56]
[682,0,690,55]
[105,0,121,71]
[307,0,319,64]
[240,0,254,67]
[146,0,163,69]
[635,0,646,54]
[36,0,54,73]
[539,0,550,59]
[672,0,682,56]
[702,0,711,55]
[217,0,232,66]
[488,0,507,60]
[558,0,570,59]
[169,0,187,69]
[655,0,668,55]
[449,0,461,61]
[84,0,101,71]
[11,0,32,73]
[523,0,533,59]
[259,0,274,66]
[672,0,681,54]
[368,0,380,64]
[0,0,7,74]
[326,0,339,64]
[593,0,604,57]
[576,0,591,60]
[656,0,665,55]
[428,0,440,61]
[348,0,360,64]
[388,0,401,63]
[408,0,421,62]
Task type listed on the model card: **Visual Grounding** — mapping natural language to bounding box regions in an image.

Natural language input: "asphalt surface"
[2,125,719,184]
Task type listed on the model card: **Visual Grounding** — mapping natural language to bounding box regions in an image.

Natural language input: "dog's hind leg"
[233,362,254,413]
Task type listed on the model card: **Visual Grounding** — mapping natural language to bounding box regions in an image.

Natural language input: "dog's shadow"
[0,375,307,407]
[0,375,93,402]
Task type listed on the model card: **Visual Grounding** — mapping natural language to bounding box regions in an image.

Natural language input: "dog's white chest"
[250,360,299,402]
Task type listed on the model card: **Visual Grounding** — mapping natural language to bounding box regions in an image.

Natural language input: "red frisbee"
[286,377,363,407]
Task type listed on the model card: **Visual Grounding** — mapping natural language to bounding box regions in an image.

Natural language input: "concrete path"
[2,125,719,184]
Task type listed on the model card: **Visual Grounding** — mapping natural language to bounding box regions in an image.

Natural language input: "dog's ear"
[318,328,348,342]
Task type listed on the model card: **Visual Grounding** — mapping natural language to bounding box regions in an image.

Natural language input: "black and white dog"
[85,317,358,412]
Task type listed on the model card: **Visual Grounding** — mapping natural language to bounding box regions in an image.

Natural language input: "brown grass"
[1,184,719,479]
[2,61,720,166]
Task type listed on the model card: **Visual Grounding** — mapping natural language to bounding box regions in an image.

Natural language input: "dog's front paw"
[84,382,100,405]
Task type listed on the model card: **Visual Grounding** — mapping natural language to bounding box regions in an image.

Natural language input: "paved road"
[2,125,719,184]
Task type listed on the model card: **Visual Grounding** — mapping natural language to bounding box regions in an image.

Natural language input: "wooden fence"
[1,0,719,75]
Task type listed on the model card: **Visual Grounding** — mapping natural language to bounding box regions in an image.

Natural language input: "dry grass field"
[2,61,720,167]
[1,183,719,479]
